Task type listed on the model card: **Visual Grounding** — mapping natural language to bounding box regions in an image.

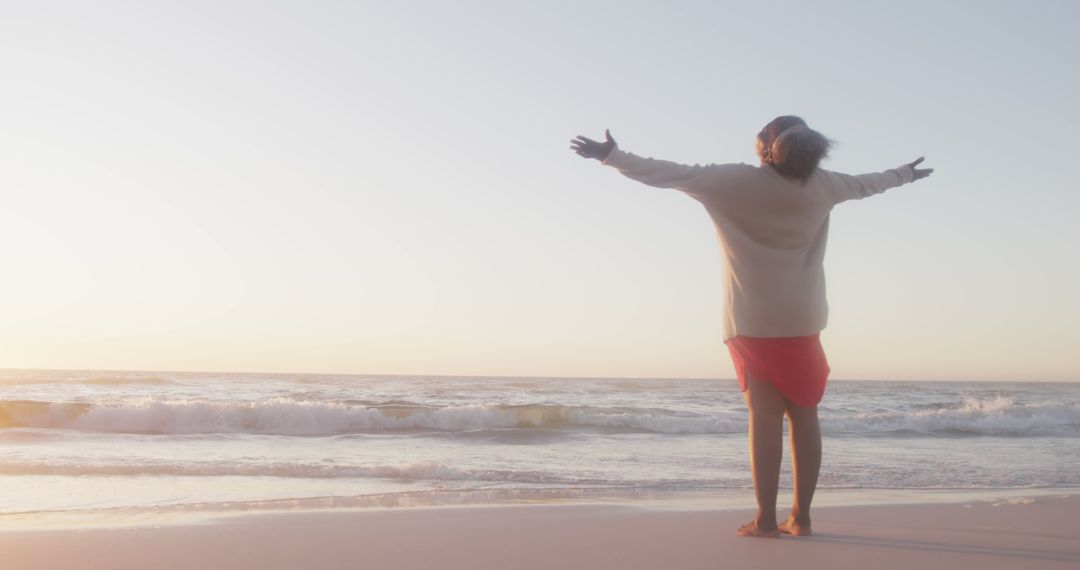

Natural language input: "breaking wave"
[1,395,1077,437]
[0,398,742,436]
[825,396,1080,437]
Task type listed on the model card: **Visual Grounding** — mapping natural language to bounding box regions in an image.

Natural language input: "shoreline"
[3,485,1077,533]
[2,493,1078,570]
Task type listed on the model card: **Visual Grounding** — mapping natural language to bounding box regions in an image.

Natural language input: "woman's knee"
[785,403,820,430]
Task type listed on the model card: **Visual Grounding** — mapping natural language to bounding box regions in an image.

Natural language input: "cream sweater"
[603,147,915,341]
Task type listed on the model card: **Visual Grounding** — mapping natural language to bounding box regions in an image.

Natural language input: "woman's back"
[600,148,915,340]
[695,163,833,248]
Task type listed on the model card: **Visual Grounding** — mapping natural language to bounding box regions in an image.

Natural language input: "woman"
[570,116,933,538]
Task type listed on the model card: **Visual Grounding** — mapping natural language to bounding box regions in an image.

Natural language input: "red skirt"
[726,333,830,407]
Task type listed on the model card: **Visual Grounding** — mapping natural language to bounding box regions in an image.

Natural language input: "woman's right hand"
[570,129,617,161]
[907,157,934,181]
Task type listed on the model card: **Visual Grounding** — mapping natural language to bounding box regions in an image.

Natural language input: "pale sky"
[1,0,1077,380]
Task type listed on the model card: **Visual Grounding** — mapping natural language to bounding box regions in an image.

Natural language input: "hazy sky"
[1,0,1077,380]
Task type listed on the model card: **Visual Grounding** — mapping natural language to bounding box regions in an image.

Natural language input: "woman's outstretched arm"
[571,130,713,192]
[823,157,934,204]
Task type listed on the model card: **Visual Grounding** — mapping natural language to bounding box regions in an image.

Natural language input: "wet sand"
[2,495,1078,570]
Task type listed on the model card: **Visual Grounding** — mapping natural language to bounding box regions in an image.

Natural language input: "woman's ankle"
[787,510,811,525]
[755,513,779,530]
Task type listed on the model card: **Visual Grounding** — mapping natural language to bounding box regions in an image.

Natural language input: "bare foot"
[736,521,780,538]
[778,516,812,536]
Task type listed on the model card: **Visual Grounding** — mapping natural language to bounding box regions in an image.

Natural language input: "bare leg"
[779,402,820,536]
[737,375,785,538]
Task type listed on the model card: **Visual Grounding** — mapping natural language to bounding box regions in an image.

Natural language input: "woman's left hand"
[907,157,934,181]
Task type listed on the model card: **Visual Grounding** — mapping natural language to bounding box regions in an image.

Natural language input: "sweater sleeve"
[602,146,713,194]
[823,165,915,204]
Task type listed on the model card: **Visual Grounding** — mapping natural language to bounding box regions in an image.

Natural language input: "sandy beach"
[3,494,1078,570]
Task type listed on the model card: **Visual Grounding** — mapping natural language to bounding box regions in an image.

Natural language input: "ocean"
[2,370,1078,519]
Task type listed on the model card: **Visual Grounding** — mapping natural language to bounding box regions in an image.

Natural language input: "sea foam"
[2,395,1077,437]
[826,395,1080,437]
[0,398,742,436]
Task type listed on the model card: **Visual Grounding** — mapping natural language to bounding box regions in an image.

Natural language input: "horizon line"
[0,366,1076,384]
